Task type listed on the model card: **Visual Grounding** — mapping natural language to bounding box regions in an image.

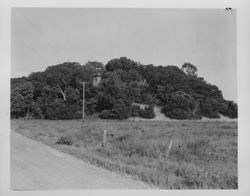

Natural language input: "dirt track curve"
[11,131,154,190]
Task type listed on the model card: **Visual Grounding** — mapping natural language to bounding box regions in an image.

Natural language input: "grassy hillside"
[11,119,238,189]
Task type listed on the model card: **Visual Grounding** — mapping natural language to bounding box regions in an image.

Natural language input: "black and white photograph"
[1,0,250,195]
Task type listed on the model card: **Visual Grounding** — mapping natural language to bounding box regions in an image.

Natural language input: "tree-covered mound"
[11,57,237,120]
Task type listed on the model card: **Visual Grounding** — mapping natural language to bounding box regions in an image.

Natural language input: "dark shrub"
[224,175,238,189]
[201,109,220,119]
[131,105,140,117]
[99,99,132,120]
[105,57,139,72]
[161,91,202,120]
[200,98,220,118]
[192,112,202,120]
[162,91,196,112]
[56,135,73,145]
[85,98,98,115]
[226,101,238,118]
[112,101,131,119]
[32,103,44,119]
[164,108,193,120]
[217,100,236,119]
[139,105,155,119]
[217,100,228,114]
[43,98,81,120]
[96,93,116,111]
[99,110,117,119]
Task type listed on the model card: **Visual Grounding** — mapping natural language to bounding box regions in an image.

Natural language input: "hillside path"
[11,131,154,190]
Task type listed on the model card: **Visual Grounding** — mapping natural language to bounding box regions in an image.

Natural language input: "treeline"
[11,57,237,120]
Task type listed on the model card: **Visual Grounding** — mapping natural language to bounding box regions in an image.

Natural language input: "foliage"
[200,98,220,119]
[85,61,105,76]
[32,102,44,119]
[11,76,27,90]
[164,109,194,120]
[106,57,139,72]
[161,91,201,119]
[112,100,132,119]
[227,102,238,118]
[99,100,132,120]
[99,110,117,119]
[56,135,73,145]
[10,57,237,120]
[138,105,155,119]
[11,82,33,118]
[131,105,141,117]
[182,62,198,77]
[43,98,81,120]
[220,101,238,119]
[162,91,196,112]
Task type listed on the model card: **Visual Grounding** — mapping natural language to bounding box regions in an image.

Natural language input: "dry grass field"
[11,119,238,189]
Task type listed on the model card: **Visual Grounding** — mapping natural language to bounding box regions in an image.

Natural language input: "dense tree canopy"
[11,81,33,118]
[11,57,237,120]
[182,62,198,77]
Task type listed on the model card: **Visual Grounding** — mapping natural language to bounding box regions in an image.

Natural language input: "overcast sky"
[11,8,237,102]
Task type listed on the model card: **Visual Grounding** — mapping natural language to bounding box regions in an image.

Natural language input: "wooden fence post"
[82,82,85,123]
[165,139,173,160]
[102,129,107,148]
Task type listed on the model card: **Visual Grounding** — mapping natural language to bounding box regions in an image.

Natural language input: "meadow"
[11,119,238,189]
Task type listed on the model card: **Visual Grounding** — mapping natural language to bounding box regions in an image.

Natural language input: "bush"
[162,92,196,112]
[200,106,220,119]
[200,98,220,118]
[96,93,116,111]
[56,135,73,145]
[164,108,193,120]
[139,105,155,119]
[131,105,140,117]
[112,101,131,119]
[192,111,202,120]
[32,104,44,119]
[161,92,202,119]
[224,101,238,119]
[99,109,117,119]
[99,99,132,120]
[43,99,82,120]
[201,109,220,119]
[85,98,98,115]
[99,103,155,119]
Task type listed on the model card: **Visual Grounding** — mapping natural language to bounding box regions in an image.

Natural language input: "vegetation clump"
[56,135,73,145]
[11,57,237,120]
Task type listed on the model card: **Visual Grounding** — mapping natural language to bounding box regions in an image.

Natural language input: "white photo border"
[1,0,249,196]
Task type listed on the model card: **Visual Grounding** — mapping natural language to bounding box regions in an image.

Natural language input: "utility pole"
[82,81,85,123]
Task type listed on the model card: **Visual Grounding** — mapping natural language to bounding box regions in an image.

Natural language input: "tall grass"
[11,119,238,189]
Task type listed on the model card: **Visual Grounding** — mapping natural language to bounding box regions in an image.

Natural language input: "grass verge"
[11,119,238,189]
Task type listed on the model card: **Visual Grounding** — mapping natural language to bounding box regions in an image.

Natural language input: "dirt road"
[11,131,153,190]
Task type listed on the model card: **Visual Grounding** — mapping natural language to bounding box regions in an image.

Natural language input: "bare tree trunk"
[58,86,66,101]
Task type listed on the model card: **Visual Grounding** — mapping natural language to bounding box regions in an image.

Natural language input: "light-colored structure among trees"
[93,73,101,86]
